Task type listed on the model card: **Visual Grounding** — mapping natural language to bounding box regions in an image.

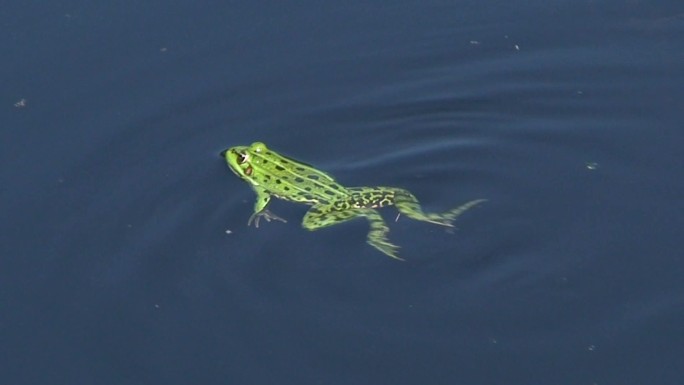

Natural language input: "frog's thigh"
[302,207,363,230]
[304,208,401,259]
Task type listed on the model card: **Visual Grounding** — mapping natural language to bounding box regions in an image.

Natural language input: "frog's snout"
[219,149,228,158]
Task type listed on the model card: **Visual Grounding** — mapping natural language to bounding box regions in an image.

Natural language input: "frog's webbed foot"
[363,209,404,261]
[440,199,487,226]
[248,210,287,228]
[367,235,403,261]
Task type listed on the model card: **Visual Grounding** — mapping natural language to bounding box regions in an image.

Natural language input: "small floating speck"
[586,162,599,170]
[160,47,168,52]
[514,44,520,50]
[469,40,481,45]
[587,344,596,351]
[225,229,232,234]
[14,98,27,108]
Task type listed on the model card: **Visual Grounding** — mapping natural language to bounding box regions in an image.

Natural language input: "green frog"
[221,142,484,260]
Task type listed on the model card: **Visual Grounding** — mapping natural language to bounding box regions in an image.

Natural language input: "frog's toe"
[368,240,404,261]
[248,210,287,228]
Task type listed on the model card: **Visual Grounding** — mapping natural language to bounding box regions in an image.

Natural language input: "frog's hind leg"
[359,209,402,260]
[393,189,486,227]
[302,206,361,230]
[303,207,402,260]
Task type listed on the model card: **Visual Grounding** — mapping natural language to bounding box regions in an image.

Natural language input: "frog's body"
[222,142,484,260]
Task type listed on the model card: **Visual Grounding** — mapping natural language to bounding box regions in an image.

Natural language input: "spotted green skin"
[223,142,485,260]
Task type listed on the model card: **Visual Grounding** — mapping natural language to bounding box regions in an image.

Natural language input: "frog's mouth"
[227,164,241,178]
[220,148,237,175]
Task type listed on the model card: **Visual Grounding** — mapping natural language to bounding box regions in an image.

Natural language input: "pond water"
[2,1,683,384]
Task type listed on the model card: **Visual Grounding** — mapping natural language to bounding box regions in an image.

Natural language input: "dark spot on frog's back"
[294,177,304,183]
[307,175,320,180]
[296,167,306,172]
[275,165,285,171]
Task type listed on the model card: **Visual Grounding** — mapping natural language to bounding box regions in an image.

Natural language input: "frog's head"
[221,142,269,181]
[221,145,251,179]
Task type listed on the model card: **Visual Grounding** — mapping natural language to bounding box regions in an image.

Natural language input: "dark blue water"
[3,1,683,384]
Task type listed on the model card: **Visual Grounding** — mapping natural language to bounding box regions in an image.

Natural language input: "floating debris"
[14,98,27,108]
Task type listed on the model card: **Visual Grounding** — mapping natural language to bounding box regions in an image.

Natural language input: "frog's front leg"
[302,206,402,260]
[247,187,287,228]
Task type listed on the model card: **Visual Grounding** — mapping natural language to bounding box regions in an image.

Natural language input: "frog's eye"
[237,152,248,164]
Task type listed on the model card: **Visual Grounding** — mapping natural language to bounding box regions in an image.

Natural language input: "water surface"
[2,1,683,384]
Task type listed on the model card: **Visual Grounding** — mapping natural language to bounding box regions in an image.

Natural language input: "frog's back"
[245,142,349,203]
